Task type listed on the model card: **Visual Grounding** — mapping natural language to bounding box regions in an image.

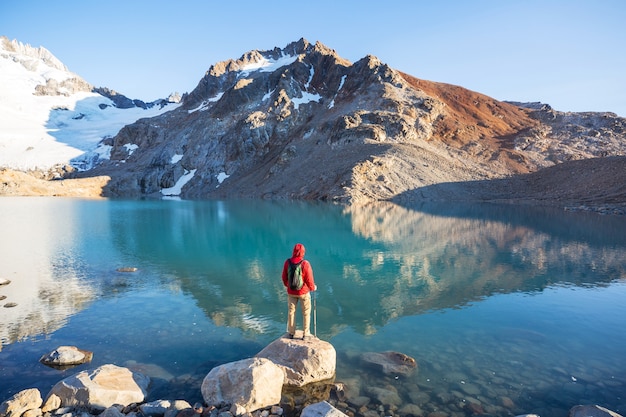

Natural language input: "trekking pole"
[313,290,317,337]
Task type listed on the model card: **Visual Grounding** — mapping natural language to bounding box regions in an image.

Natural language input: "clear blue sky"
[2,0,625,116]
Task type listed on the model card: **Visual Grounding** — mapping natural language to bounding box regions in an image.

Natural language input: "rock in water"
[45,364,149,411]
[569,405,623,417]
[256,335,336,387]
[201,357,284,413]
[40,346,93,369]
[359,351,417,376]
[301,401,348,417]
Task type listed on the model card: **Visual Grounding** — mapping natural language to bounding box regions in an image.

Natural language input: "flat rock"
[569,405,623,417]
[40,346,93,369]
[45,364,150,411]
[256,335,336,387]
[301,401,348,417]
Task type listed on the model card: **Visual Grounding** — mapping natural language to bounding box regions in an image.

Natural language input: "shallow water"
[1,198,625,416]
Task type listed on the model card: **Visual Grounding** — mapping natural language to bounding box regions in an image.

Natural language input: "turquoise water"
[1,198,625,416]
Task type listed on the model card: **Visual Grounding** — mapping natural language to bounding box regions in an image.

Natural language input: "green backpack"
[288,259,304,290]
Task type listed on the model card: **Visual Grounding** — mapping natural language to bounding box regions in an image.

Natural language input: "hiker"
[282,243,317,340]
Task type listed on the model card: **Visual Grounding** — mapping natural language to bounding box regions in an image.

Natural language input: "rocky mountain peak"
[66,38,626,206]
[0,36,68,73]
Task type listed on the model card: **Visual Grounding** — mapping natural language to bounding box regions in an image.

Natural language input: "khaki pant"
[287,293,311,336]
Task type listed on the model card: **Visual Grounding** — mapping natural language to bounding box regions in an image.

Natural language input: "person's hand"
[314,285,318,291]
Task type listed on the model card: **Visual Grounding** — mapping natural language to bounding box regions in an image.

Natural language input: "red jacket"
[282,243,316,295]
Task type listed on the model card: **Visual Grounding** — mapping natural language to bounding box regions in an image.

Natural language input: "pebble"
[0,278,11,286]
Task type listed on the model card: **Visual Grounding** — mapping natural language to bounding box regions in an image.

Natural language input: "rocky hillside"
[3,37,624,211]
[76,38,624,209]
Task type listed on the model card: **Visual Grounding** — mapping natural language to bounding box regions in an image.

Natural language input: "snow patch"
[293,91,321,110]
[305,65,314,89]
[262,88,275,102]
[329,75,347,109]
[240,53,298,76]
[161,169,197,196]
[124,143,138,155]
[171,154,183,164]
[188,93,223,113]
[216,172,230,187]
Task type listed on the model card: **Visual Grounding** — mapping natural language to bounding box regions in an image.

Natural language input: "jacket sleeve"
[281,260,289,287]
[303,260,315,291]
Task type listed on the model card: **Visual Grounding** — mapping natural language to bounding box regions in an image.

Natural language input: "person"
[282,243,316,340]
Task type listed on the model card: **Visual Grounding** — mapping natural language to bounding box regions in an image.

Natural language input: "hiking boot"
[302,334,315,341]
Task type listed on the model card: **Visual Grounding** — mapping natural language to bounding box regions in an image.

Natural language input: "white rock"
[569,405,623,417]
[45,364,150,411]
[100,407,126,417]
[201,357,284,413]
[164,400,192,417]
[230,404,246,416]
[140,400,172,416]
[40,346,93,367]
[301,401,348,417]
[41,394,61,413]
[255,336,336,387]
[0,389,43,417]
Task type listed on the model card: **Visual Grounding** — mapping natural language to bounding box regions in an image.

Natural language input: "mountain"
[0,36,180,176]
[1,37,625,212]
[82,38,624,207]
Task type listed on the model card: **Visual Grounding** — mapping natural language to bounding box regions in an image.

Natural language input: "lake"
[1,197,625,417]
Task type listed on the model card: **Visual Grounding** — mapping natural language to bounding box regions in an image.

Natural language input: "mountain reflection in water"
[1,198,625,416]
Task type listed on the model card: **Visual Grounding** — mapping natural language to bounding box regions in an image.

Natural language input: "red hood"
[292,243,305,259]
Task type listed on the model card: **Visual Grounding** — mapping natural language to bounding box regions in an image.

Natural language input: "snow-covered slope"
[0,36,180,172]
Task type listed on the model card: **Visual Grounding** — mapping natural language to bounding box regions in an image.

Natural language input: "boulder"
[45,364,150,411]
[40,346,93,368]
[569,405,623,417]
[201,357,284,413]
[41,394,61,413]
[0,388,42,417]
[140,400,176,416]
[359,351,417,376]
[164,400,193,417]
[364,386,401,406]
[256,336,336,387]
[100,406,126,417]
[301,402,347,417]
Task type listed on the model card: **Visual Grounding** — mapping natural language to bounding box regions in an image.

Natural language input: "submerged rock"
[359,351,417,376]
[569,405,624,417]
